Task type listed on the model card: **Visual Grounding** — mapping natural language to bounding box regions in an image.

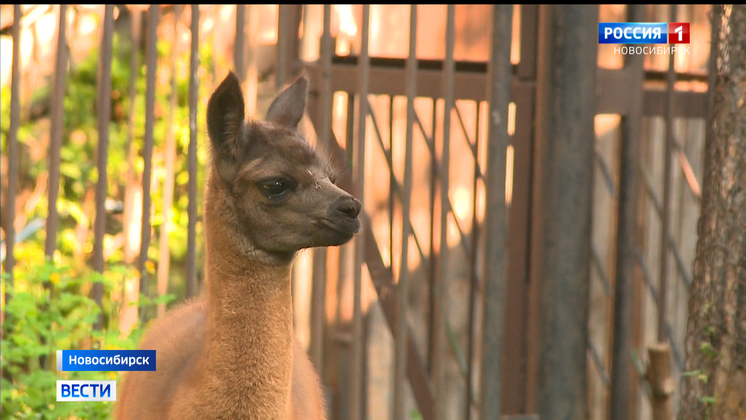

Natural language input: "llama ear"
[207,72,246,181]
[265,75,308,129]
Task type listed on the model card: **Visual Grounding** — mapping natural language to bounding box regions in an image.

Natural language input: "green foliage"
[1,9,214,418]
[699,342,718,360]
[0,261,171,420]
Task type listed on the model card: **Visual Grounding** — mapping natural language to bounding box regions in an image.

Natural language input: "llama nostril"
[335,198,361,218]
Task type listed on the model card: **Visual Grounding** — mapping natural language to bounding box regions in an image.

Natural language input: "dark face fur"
[206,73,361,256]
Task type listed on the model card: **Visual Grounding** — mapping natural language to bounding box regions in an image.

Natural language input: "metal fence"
[1,5,712,420]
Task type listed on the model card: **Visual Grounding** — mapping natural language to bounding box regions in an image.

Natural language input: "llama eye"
[259,179,292,198]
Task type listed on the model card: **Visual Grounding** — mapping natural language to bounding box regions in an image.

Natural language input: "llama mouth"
[318,217,361,236]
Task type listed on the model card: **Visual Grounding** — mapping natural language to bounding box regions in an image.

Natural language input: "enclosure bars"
[350,6,370,420]
[479,5,513,420]
[155,5,183,318]
[137,5,158,323]
[4,4,22,301]
[309,3,333,376]
[186,5,200,299]
[92,5,114,329]
[532,5,598,420]
[44,5,68,264]
[392,6,418,420]
[432,6,455,420]
[609,5,645,420]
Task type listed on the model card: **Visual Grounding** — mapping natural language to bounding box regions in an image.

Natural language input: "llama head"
[206,72,361,257]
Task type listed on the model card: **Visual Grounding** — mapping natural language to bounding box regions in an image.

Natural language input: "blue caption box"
[57,350,156,371]
[599,23,667,44]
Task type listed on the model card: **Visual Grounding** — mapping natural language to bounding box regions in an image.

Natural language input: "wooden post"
[646,343,674,420]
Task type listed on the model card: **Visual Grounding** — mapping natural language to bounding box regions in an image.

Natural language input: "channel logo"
[668,22,690,44]
[599,22,690,44]
[57,380,117,402]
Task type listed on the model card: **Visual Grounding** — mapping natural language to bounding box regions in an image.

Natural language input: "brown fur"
[116,73,361,420]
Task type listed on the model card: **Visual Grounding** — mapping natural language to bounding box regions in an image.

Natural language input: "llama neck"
[199,187,295,417]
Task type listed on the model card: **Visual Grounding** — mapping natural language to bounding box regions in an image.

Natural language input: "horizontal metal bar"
[303,61,706,118]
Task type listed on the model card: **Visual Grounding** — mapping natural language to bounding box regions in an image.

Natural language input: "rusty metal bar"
[388,96,395,269]
[277,5,290,88]
[479,5,513,420]
[393,7,417,419]
[45,4,68,260]
[125,10,142,171]
[186,5,199,299]
[610,5,645,419]
[5,4,22,295]
[433,6,455,420]
[276,5,303,87]
[658,5,677,344]
[464,98,481,418]
[350,5,370,420]
[504,6,538,413]
[157,4,183,318]
[234,5,245,78]
[533,5,598,419]
[310,3,333,374]
[302,58,707,119]
[92,4,115,328]
[428,98,438,376]
[138,4,159,322]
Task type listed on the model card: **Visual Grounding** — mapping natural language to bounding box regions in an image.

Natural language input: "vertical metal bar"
[507,6,539,414]
[234,5,245,78]
[610,5,645,420]
[479,5,513,420]
[125,10,142,170]
[310,3,333,373]
[277,5,289,89]
[464,99,480,420]
[5,4,22,296]
[351,6,370,420]
[186,4,200,299]
[92,4,115,329]
[139,4,159,322]
[658,5,677,344]
[388,95,395,269]
[434,6,455,420]
[532,5,598,419]
[157,4,183,318]
[277,5,303,88]
[393,7,417,419]
[428,98,438,375]
[45,4,68,260]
